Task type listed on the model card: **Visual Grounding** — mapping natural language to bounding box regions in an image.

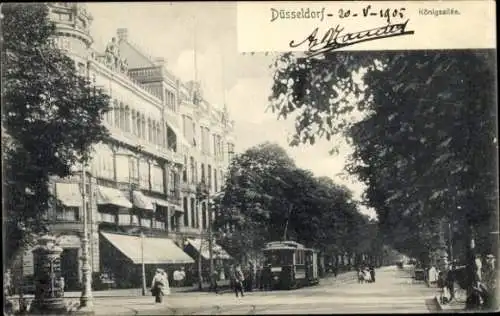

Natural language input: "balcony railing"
[98,213,116,224]
[141,218,152,228]
[153,221,166,230]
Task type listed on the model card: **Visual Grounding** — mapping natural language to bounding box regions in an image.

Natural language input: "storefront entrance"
[61,248,80,291]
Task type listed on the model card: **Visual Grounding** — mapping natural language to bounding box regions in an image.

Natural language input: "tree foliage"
[268,49,498,261]
[213,142,381,263]
[1,4,111,264]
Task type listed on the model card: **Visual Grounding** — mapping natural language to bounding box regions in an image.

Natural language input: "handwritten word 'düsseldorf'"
[271,8,326,22]
[290,20,414,57]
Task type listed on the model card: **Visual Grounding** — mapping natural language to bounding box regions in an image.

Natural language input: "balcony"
[152,221,166,230]
[103,123,183,165]
[168,191,182,205]
[128,66,177,85]
[98,213,116,224]
[141,218,152,228]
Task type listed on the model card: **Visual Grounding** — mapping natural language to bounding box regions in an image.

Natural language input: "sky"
[85,2,377,220]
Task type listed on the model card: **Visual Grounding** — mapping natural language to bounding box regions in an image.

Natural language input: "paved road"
[86,266,439,315]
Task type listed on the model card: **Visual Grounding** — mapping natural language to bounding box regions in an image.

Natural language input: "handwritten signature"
[289,19,414,57]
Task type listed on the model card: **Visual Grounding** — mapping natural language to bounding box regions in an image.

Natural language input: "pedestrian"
[4,269,12,297]
[369,265,376,283]
[428,265,438,287]
[151,268,167,303]
[173,267,186,288]
[234,264,245,297]
[474,254,483,282]
[162,270,171,296]
[210,269,219,294]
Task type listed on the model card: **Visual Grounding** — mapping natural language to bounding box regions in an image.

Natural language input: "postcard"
[2,1,498,315]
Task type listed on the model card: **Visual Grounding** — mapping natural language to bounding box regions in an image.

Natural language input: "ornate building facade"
[21,3,235,290]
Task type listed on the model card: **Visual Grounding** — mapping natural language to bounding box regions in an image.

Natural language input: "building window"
[192,122,197,147]
[114,100,120,127]
[139,159,149,189]
[202,202,207,230]
[169,170,176,196]
[141,115,146,140]
[119,102,126,130]
[155,205,167,230]
[190,198,196,228]
[182,156,188,182]
[118,214,130,226]
[131,110,137,136]
[147,118,152,143]
[183,197,189,227]
[201,164,205,184]
[151,164,164,193]
[56,206,79,221]
[207,165,212,191]
[130,156,139,184]
[115,154,130,183]
[190,157,196,184]
[124,105,130,132]
[214,168,218,192]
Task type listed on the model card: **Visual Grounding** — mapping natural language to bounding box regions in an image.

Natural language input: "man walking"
[234,264,245,297]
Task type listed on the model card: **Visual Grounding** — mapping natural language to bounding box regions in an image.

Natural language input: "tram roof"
[264,240,305,250]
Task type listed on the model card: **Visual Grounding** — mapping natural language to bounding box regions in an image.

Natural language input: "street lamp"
[141,231,147,296]
[78,162,93,312]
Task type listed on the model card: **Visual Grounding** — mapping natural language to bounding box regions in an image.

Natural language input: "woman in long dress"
[151,269,168,303]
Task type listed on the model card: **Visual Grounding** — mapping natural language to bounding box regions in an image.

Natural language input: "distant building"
[19,3,235,290]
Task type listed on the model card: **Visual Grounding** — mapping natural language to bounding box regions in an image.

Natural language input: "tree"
[268,49,498,270]
[2,4,111,265]
[214,142,381,267]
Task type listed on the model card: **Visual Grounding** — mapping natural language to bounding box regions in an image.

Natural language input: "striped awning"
[101,232,194,264]
[187,238,232,260]
[151,197,169,208]
[97,186,132,208]
[55,183,82,207]
[132,191,154,211]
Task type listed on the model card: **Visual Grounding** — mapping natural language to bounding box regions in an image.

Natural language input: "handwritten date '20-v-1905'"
[290,19,415,57]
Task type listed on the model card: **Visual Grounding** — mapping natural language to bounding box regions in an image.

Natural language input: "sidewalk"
[402,265,467,312]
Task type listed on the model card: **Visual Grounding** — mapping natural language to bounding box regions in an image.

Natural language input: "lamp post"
[79,163,94,312]
[141,231,147,296]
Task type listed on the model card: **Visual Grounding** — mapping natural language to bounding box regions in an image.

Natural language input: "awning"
[151,197,169,208]
[167,123,191,148]
[101,232,194,264]
[132,191,154,211]
[187,238,232,260]
[97,186,132,208]
[55,183,82,207]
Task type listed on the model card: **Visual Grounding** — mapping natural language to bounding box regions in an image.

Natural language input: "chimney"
[117,28,128,41]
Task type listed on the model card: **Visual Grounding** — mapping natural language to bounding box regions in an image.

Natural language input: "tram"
[262,241,320,290]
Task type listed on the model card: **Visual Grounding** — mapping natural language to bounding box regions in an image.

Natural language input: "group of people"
[357,265,376,284]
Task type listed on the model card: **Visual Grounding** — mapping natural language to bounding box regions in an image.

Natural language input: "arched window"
[153,121,159,145]
[119,102,125,130]
[182,156,188,182]
[137,112,142,138]
[141,114,146,140]
[131,110,137,135]
[214,168,218,192]
[125,105,130,132]
[190,157,196,184]
[147,118,152,143]
[202,202,207,230]
[201,163,205,184]
[114,100,120,127]
[157,122,162,146]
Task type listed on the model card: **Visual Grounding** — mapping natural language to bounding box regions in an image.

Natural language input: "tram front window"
[266,250,293,266]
